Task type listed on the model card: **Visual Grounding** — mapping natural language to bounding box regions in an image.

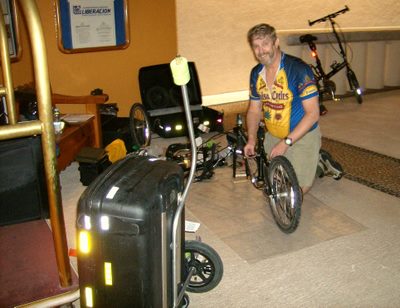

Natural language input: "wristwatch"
[284,137,293,146]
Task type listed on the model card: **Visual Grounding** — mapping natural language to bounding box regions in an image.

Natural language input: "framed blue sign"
[56,0,129,53]
[1,0,20,60]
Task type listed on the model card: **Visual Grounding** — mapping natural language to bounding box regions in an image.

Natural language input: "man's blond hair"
[247,23,277,45]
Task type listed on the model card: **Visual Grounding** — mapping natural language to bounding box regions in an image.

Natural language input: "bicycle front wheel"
[129,103,151,148]
[347,68,363,104]
[267,156,302,234]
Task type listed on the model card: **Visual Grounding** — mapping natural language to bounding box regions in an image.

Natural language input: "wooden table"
[52,93,108,148]
[14,87,109,172]
[56,117,96,172]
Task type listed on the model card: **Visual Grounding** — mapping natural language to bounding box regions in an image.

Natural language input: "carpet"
[187,168,365,264]
[321,137,400,198]
[0,220,79,307]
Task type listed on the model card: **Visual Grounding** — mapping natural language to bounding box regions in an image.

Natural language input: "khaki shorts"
[264,126,321,188]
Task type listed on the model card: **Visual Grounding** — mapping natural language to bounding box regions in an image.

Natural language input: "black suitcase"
[77,154,185,307]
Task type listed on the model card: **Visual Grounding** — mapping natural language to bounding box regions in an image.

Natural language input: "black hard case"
[77,155,185,307]
[0,136,49,226]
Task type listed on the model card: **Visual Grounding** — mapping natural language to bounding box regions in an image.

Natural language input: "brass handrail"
[0,0,72,288]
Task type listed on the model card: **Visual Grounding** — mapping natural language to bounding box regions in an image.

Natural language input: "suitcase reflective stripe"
[77,155,184,307]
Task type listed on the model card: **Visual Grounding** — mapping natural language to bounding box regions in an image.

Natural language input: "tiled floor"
[60,90,400,307]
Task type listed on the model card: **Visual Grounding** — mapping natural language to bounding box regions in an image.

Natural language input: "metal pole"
[170,57,198,307]
[18,0,72,287]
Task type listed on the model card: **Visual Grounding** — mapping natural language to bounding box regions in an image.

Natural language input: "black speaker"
[151,106,224,138]
[138,62,202,112]
[101,116,134,152]
[0,136,49,226]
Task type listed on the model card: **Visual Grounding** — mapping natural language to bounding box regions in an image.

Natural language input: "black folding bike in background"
[300,6,363,115]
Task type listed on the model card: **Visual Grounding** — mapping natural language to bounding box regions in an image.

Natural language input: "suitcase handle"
[170,56,198,308]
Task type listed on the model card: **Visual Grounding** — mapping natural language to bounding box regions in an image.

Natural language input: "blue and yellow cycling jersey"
[249,52,319,139]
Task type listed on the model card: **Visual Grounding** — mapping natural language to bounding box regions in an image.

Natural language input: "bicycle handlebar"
[308,5,349,26]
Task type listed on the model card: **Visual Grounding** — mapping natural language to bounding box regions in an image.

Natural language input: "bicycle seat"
[299,34,318,44]
[226,131,237,145]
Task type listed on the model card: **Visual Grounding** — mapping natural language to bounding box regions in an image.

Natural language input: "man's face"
[251,35,279,66]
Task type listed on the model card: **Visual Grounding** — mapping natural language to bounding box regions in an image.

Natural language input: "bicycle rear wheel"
[266,156,302,234]
[347,68,363,104]
[129,103,151,148]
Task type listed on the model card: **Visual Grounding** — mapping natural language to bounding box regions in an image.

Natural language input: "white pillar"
[365,41,386,89]
[384,41,400,86]
[285,45,303,59]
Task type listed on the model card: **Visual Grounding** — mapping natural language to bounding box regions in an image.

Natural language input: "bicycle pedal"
[234,170,247,178]
[233,170,248,184]
[233,177,248,184]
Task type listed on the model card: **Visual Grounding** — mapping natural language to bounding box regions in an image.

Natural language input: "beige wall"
[9,1,177,117]
[176,0,400,104]
[7,1,400,115]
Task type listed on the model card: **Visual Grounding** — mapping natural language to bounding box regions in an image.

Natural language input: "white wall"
[176,0,400,105]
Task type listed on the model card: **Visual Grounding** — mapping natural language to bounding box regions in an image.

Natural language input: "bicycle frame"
[229,118,303,233]
[232,120,272,193]
[301,5,363,107]
[308,7,350,83]
[254,124,270,190]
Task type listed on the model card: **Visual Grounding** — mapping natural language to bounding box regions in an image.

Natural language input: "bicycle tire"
[347,69,363,104]
[322,79,336,100]
[129,102,151,148]
[267,156,302,234]
[232,147,238,178]
[184,240,224,293]
[245,155,266,190]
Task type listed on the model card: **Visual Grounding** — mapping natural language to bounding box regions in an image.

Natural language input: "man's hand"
[244,141,256,157]
[269,140,289,158]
